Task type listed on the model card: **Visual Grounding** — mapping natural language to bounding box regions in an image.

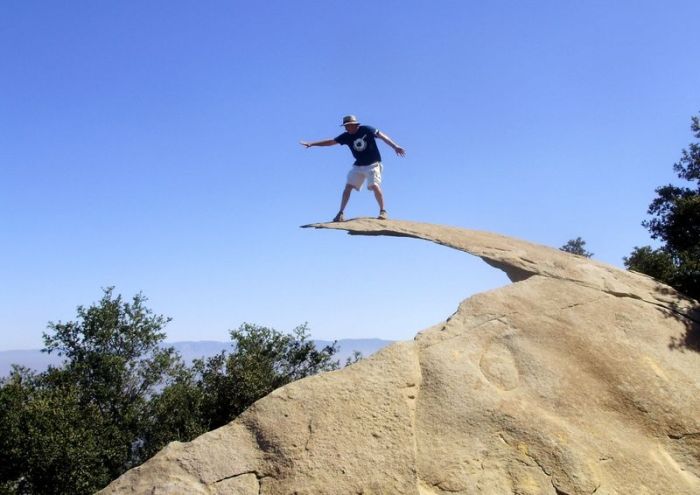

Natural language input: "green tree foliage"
[623,246,677,283]
[0,367,112,494]
[560,237,593,257]
[142,323,339,460]
[0,288,182,494]
[42,288,183,470]
[213,323,339,420]
[0,291,340,494]
[625,113,700,300]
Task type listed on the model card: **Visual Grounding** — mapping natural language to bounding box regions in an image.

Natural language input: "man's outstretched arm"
[376,131,406,157]
[300,139,338,148]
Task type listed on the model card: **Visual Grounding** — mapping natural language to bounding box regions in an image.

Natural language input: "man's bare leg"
[333,184,354,221]
[339,184,354,212]
[369,184,385,212]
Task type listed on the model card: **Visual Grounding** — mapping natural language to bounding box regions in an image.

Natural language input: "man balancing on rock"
[300,115,406,222]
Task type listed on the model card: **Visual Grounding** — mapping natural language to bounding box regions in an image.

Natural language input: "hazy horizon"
[0,338,394,378]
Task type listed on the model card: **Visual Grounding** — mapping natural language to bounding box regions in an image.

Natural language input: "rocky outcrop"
[100,219,700,494]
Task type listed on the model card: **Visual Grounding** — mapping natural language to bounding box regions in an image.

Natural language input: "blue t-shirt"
[334,125,382,166]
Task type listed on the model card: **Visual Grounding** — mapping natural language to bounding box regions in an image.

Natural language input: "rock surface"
[100,219,700,495]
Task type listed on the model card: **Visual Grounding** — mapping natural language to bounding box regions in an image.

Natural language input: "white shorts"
[346,162,383,191]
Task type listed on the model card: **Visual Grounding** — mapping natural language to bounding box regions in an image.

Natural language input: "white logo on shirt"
[353,135,368,152]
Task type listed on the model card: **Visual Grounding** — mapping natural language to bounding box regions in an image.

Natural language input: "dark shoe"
[378,209,388,220]
[333,211,345,222]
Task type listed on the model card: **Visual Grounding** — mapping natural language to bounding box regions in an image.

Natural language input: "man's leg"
[369,184,385,211]
[340,184,354,212]
[333,184,354,221]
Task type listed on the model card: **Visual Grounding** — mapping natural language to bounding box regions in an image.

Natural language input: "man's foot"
[333,211,345,222]
[378,209,388,220]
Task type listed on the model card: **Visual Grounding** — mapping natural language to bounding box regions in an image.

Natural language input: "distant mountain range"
[0,339,393,378]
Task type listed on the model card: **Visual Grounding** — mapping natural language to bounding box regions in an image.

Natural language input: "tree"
[138,366,208,461]
[0,367,112,494]
[0,288,182,494]
[216,322,339,420]
[42,288,183,469]
[625,113,700,300]
[560,237,593,258]
[0,291,342,493]
[143,323,340,459]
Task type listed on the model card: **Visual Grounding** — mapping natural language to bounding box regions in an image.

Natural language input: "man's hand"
[377,131,406,157]
[300,141,312,148]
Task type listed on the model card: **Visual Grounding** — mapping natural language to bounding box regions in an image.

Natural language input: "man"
[300,115,406,222]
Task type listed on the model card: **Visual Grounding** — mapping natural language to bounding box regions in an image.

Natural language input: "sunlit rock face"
[101,219,700,495]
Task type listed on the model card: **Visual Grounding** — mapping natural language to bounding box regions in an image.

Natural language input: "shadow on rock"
[668,302,700,352]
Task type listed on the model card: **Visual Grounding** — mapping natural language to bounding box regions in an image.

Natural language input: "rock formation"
[100,219,700,495]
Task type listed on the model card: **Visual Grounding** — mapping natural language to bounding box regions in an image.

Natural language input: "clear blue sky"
[2,1,699,351]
